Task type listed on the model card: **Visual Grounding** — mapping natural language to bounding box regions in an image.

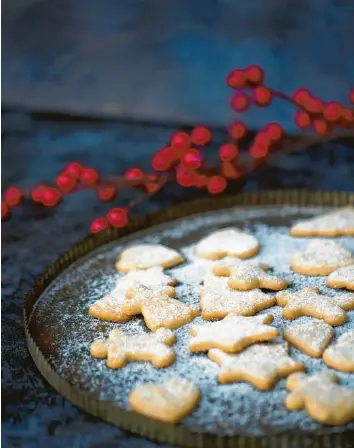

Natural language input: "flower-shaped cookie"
[327,265,354,290]
[290,239,354,276]
[286,371,354,425]
[276,287,354,326]
[323,330,354,372]
[116,244,183,272]
[129,378,200,424]
[209,342,304,389]
[290,206,354,237]
[195,228,259,260]
[213,259,288,291]
[200,275,275,320]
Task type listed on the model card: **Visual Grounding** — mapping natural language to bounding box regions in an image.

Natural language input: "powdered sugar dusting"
[30,205,354,436]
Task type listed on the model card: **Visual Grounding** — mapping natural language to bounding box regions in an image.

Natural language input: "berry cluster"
[2,67,353,233]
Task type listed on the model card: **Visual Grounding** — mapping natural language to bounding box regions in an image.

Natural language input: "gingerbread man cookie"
[123,285,200,332]
[189,313,279,353]
[327,265,354,291]
[276,287,354,326]
[90,328,176,368]
[290,206,354,237]
[116,244,183,272]
[290,239,354,276]
[209,342,303,389]
[200,275,275,320]
[89,267,176,322]
[195,227,259,260]
[323,330,354,372]
[286,371,354,425]
[283,319,334,357]
[129,378,200,424]
[213,259,288,291]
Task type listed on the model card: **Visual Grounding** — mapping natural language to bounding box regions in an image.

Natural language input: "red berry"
[245,65,264,84]
[152,152,170,171]
[292,88,311,106]
[80,167,100,186]
[265,123,284,142]
[170,132,190,150]
[124,167,144,181]
[226,69,246,88]
[4,186,25,207]
[182,149,203,169]
[207,176,227,195]
[341,108,354,127]
[304,97,323,115]
[222,161,239,179]
[195,175,208,188]
[230,93,250,112]
[349,88,354,104]
[97,185,117,202]
[145,182,160,194]
[323,102,342,122]
[2,201,10,220]
[107,208,128,228]
[249,144,268,159]
[90,217,108,234]
[254,132,271,148]
[294,110,311,129]
[253,86,272,106]
[64,162,83,179]
[41,187,61,207]
[30,184,46,203]
[191,126,212,146]
[218,143,239,162]
[56,173,77,192]
[313,119,331,136]
[228,121,247,140]
[176,166,197,187]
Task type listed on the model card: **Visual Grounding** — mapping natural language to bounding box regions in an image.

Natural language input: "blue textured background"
[2,0,354,129]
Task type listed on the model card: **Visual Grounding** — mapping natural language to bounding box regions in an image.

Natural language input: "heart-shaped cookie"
[129,378,200,423]
[290,239,354,276]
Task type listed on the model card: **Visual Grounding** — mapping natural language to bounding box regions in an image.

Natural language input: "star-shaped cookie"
[213,259,288,291]
[276,287,354,326]
[290,206,354,237]
[290,239,354,276]
[116,244,183,272]
[200,275,275,320]
[123,284,200,331]
[323,330,354,372]
[286,371,354,425]
[283,319,334,357]
[129,378,200,424]
[208,342,304,389]
[88,267,176,322]
[90,328,176,368]
[189,313,279,353]
[195,227,259,260]
[327,265,354,290]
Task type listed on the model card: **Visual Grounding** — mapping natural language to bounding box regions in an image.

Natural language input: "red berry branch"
[2,66,354,233]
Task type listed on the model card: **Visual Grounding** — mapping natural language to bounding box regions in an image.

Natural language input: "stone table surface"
[2,111,354,447]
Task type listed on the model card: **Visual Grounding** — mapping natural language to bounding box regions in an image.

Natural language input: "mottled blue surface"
[1,111,354,447]
[2,0,354,129]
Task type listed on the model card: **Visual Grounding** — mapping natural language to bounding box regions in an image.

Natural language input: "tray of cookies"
[24,190,354,448]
